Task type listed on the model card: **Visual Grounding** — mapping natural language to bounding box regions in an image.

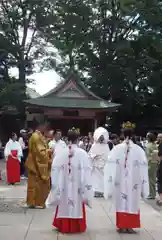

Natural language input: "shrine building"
[25,73,120,135]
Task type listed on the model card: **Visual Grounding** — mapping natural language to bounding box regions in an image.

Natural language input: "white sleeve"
[88,143,97,159]
[139,149,149,198]
[48,141,55,149]
[17,142,23,158]
[4,142,10,160]
[18,137,24,149]
[81,152,93,207]
[46,150,67,208]
[104,148,117,199]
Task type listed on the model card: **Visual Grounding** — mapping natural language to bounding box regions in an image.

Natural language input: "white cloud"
[28,70,61,95]
[10,67,61,95]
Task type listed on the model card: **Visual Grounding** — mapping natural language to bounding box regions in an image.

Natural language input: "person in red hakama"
[104,122,149,234]
[4,133,23,185]
[46,128,93,234]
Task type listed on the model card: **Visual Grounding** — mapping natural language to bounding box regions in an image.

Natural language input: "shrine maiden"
[89,127,110,197]
[104,122,149,233]
[46,128,93,233]
[4,133,22,184]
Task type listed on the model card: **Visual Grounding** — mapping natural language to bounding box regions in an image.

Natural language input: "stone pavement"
[0,182,162,240]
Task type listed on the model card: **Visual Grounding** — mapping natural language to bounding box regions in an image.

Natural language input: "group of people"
[45,123,150,234]
[4,121,162,235]
[144,132,162,205]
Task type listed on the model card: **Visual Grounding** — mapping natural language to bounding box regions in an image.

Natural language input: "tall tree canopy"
[0,0,56,112]
[40,0,162,130]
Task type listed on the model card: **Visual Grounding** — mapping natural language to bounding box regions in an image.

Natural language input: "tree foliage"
[39,0,162,130]
[0,0,56,112]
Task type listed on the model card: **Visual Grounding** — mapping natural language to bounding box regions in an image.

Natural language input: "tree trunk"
[18,54,26,123]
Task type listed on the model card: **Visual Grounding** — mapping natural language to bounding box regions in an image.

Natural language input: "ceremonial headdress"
[121,121,135,140]
[68,127,80,143]
[68,127,80,134]
[93,127,109,143]
[122,121,136,129]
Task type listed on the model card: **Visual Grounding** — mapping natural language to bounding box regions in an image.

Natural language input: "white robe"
[48,139,66,153]
[46,144,93,219]
[89,143,110,193]
[4,139,23,161]
[104,140,149,214]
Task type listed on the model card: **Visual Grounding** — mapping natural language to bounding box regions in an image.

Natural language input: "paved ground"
[1,160,162,239]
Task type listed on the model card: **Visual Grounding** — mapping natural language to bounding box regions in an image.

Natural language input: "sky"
[10,67,61,95]
[28,70,61,95]
[9,29,61,96]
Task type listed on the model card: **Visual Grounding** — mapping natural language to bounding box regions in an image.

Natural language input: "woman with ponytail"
[46,127,93,233]
[104,122,149,234]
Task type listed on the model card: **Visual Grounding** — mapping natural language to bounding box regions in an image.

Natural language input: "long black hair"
[122,128,134,140]
[67,130,80,143]
[11,132,17,139]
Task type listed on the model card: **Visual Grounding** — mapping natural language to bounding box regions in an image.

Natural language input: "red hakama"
[53,204,86,233]
[116,212,140,229]
[6,150,20,184]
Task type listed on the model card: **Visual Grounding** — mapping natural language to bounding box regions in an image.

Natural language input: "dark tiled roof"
[42,71,101,100]
[25,97,120,109]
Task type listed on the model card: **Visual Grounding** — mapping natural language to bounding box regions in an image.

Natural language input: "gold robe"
[25,131,51,208]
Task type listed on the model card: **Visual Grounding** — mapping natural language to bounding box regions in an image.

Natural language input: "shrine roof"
[25,97,120,109]
[25,71,120,110]
[42,71,102,100]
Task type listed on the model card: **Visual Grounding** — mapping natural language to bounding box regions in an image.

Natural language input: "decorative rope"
[124,138,130,168]
[68,145,73,174]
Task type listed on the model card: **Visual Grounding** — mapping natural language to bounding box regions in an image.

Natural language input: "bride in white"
[89,127,110,197]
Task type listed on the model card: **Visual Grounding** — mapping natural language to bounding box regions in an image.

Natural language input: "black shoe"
[147,196,155,200]
[28,205,36,209]
[126,228,137,234]
[157,201,162,206]
[117,228,127,233]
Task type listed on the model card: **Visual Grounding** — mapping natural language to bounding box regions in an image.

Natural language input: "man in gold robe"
[25,123,52,208]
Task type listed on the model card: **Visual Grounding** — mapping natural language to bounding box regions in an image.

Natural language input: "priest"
[89,127,110,197]
[104,122,149,233]
[25,122,52,208]
[46,127,93,233]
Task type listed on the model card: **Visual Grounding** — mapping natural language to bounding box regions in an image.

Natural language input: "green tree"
[40,0,162,130]
[0,0,59,117]
[0,0,56,100]
[0,49,23,111]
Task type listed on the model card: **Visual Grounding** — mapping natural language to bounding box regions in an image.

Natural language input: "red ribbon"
[68,145,72,174]
[124,141,130,168]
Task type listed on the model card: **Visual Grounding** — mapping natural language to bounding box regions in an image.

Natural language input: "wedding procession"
[1,121,161,238]
[1,1,162,239]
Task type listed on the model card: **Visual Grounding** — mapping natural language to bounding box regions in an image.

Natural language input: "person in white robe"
[46,128,93,233]
[19,129,28,179]
[48,129,66,154]
[104,122,149,234]
[89,127,110,197]
[4,133,23,184]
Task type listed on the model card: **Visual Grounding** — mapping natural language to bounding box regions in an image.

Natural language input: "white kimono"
[89,143,110,193]
[4,139,23,161]
[104,140,149,214]
[48,139,66,153]
[89,127,110,194]
[46,144,93,219]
